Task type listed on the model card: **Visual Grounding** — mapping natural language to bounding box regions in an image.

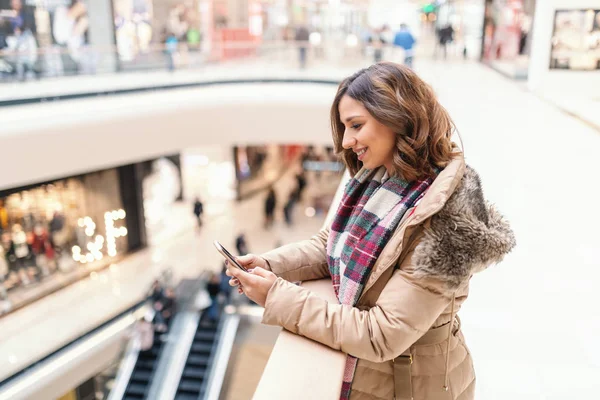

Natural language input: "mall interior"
[0,0,599,399]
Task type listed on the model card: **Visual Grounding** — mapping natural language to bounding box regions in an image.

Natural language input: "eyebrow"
[344,115,364,122]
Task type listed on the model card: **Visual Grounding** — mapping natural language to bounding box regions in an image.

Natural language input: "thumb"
[250,267,271,278]
[228,267,244,279]
[236,254,258,266]
[229,267,253,285]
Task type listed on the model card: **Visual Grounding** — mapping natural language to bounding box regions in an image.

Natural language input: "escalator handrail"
[203,311,241,400]
[145,310,201,400]
[107,308,156,400]
[0,299,147,388]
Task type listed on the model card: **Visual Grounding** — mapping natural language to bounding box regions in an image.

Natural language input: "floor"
[0,58,599,399]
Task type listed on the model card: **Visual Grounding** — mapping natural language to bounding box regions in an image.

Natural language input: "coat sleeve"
[261,246,453,363]
[260,226,331,282]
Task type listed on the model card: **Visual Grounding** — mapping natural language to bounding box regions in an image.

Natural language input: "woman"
[227,63,515,400]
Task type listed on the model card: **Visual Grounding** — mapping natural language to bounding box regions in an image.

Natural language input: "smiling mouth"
[356,148,367,159]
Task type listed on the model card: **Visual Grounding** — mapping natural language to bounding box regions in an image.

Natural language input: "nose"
[342,130,357,150]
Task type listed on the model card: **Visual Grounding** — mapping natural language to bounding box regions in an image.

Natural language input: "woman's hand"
[226,266,277,307]
[225,253,269,288]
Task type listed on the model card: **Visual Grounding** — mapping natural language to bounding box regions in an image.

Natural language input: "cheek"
[382,130,397,155]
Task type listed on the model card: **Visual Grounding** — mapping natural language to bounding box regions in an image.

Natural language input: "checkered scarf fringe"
[327,167,435,400]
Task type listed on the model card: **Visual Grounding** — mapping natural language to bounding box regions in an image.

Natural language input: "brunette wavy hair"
[331,62,460,181]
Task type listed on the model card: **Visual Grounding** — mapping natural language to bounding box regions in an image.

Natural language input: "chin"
[362,160,381,170]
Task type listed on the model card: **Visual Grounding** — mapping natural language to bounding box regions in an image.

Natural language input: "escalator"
[122,315,172,399]
[174,315,222,400]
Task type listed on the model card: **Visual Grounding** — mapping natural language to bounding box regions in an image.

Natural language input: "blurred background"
[0,0,599,399]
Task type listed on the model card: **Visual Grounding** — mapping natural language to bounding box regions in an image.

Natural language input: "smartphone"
[214,240,248,272]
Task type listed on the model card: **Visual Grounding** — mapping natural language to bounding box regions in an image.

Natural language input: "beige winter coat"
[260,156,515,400]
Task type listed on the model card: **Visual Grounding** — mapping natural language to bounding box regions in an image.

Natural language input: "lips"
[355,147,367,161]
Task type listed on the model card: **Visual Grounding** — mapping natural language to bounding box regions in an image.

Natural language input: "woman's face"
[339,95,397,173]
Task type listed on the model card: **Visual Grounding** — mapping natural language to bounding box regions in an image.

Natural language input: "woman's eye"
[351,124,362,130]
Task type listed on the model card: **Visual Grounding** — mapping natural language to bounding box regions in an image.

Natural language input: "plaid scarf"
[327,167,435,400]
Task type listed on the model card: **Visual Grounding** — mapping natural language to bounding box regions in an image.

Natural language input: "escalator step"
[138,353,158,361]
[187,354,210,366]
[182,366,206,379]
[178,380,203,392]
[175,394,199,400]
[132,370,152,382]
[195,338,217,346]
[125,383,146,396]
[191,343,214,353]
[136,359,156,369]
[199,320,219,330]
[195,331,217,341]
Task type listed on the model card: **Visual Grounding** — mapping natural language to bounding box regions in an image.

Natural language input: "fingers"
[228,277,240,286]
[236,254,256,265]
[236,257,257,269]
[250,267,273,278]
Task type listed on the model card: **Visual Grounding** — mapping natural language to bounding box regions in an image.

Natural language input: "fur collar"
[412,166,516,289]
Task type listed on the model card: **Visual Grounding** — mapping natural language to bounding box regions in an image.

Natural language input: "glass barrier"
[0,39,375,83]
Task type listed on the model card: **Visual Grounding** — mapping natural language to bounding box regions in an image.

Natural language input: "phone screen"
[214,240,248,272]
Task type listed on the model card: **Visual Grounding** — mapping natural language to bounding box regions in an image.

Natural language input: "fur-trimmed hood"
[412,166,516,289]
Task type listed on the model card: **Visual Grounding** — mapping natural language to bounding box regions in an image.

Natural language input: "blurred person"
[393,23,416,68]
[153,286,175,332]
[7,224,34,285]
[301,145,316,168]
[192,196,203,228]
[31,223,55,275]
[295,171,307,201]
[7,0,36,36]
[380,25,394,60]
[295,25,310,69]
[436,24,454,60]
[264,187,277,229]
[148,279,164,303]
[165,31,178,72]
[204,272,220,322]
[53,0,90,74]
[380,25,394,46]
[219,262,232,302]
[235,233,248,256]
[283,190,298,226]
[4,27,37,80]
[4,0,38,80]
[367,27,386,63]
[226,63,515,400]
[137,312,155,351]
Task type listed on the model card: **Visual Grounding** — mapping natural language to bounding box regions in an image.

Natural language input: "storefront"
[0,157,158,315]
[481,0,536,78]
[0,0,117,80]
[549,8,600,71]
[113,0,205,69]
[0,169,129,294]
[434,0,485,60]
